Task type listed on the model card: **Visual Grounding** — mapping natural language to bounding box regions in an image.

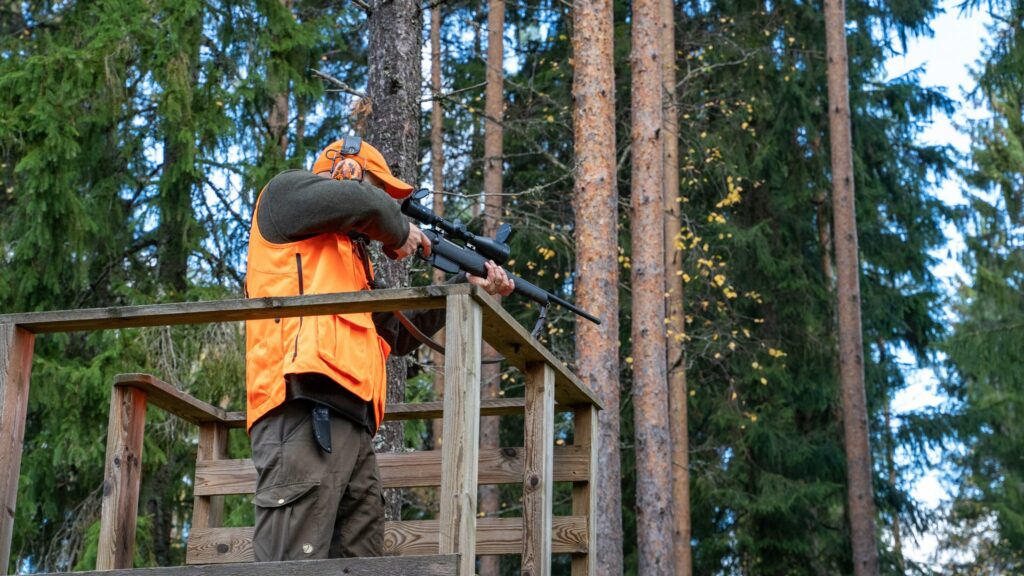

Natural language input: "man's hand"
[392,223,432,259]
[469,260,515,297]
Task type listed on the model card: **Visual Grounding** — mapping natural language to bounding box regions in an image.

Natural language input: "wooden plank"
[191,422,229,530]
[0,324,33,575]
[96,385,148,570]
[186,517,587,563]
[193,446,590,496]
[438,293,481,576]
[388,517,588,557]
[571,405,599,576]
[37,554,459,576]
[471,290,602,410]
[522,363,555,576]
[0,285,461,334]
[117,373,547,429]
[384,397,575,421]
[114,374,239,426]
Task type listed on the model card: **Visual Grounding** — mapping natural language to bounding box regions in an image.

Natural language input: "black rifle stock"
[401,191,601,325]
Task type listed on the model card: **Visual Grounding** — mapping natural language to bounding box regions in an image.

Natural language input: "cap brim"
[374,171,414,199]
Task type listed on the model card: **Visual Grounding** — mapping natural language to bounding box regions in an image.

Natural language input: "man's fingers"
[419,231,432,257]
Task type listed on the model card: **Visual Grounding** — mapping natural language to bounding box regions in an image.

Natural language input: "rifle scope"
[401,191,511,265]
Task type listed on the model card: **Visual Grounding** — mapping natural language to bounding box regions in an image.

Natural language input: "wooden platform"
[35,555,458,576]
[0,285,602,576]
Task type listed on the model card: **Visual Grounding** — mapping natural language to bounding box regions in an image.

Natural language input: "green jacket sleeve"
[256,169,410,249]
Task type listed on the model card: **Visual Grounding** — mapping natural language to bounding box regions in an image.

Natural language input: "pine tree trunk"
[366,0,422,521]
[267,0,292,158]
[571,0,623,571]
[661,1,692,573]
[156,4,202,295]
[478,2,504,571]
[631,0,674,571]
[429,0,446,452]
[823,1,880,574]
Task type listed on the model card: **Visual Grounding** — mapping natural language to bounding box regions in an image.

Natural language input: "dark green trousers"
[250,400,384,561]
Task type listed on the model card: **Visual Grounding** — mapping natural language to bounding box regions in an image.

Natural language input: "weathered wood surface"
[572,405,599,576]
[97,385,148,570]
[0,285,456,334]
[0,324,33,575]
[117,373,571,429]
[193,446,589,496]
[192,422,229,530]
[385,397,573,421]
[522,363,555,576]
[471,292,601,409]
[438,294,481,576]
[115,374,241,426]
[39,554,458,576]
[187,517,588,563]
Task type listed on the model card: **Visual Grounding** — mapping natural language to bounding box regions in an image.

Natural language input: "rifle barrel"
[423,230,601,325]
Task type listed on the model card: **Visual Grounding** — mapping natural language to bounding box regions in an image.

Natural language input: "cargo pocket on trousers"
[253,481,322,561]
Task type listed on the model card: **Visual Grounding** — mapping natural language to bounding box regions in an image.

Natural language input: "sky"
[884,1,993,567]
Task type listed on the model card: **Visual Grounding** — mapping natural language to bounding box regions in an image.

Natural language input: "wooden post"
[97,384,148,570]
[522,363,555,576]
[0,324,33,575]
[192,423,229,530]
[439,294,482,576]
[571,405,599,576]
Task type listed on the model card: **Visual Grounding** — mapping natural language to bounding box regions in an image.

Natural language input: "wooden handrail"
[2,285,601,410]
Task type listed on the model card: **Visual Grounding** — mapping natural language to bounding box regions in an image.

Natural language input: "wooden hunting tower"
[0,284,601,576]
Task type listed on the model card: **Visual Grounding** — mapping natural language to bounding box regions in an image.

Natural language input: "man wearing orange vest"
[245,136,513,561]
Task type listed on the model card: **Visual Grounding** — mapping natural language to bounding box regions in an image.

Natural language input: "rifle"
[401,189,601,326]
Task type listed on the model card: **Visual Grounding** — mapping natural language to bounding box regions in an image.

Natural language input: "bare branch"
[310,68,367,98]
[421,80,487,103]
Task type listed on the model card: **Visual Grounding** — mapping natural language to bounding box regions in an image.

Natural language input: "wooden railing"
[0,284,601,576]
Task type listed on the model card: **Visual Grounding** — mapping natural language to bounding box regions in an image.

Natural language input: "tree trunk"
[478,2,505,572]
[429,0,446,452]
[661,1,691,573]
[366,0,422,521]
[823,1,880,574]
[631,0,674,572]
[571,0,623,571]
[156,4,202,295]
[267,0,293,158]
[876,339,904,572]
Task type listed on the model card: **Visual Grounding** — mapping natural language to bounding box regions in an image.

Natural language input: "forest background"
[1,0,1022,574]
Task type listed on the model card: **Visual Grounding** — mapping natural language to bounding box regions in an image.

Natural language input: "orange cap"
[312,137,414,200]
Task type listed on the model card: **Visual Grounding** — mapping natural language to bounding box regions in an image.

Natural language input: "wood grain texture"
[193,446,589,496]
[383,397,573,422]
[0,285,459,334]
[114,374,240,426]
[97,385,148,570]
[438,294,481,576]
[522,363,555,576]
[0,324,33,575]
[572,405,599,576]
[53,553,458,576]
[471,292,601,410]
[191,422,229,530]
[186,517,587,563]
[118,372,563,428]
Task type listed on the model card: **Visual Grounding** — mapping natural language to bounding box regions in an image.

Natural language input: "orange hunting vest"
[244,192,391,432]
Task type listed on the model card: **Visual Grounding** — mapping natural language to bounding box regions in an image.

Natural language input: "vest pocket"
[315,313,381,386]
